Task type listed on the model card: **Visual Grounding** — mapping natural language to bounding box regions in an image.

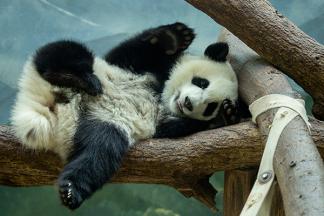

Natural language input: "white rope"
[249,94,311,131]
[240,94,310,216]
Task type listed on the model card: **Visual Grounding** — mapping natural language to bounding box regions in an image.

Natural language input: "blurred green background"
[0,172,224,216]
[0,0,322,215]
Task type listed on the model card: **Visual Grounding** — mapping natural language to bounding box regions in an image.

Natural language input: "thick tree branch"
[186,0,324,120]
[219,29,324,216]
[1,119,324,211]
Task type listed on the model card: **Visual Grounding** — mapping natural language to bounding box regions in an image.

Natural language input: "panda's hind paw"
[58,180,83,210]
[145,22,195,55]
[222,99,240,125]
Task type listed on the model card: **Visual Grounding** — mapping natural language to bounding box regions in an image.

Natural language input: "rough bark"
[186,0,324,120]
[219,29,324,216]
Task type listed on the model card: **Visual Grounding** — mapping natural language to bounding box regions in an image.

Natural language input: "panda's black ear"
[204,42,229,62]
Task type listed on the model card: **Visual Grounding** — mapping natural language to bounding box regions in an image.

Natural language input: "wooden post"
[219,29,324,216]
[224,170,286,216]
[224,169,257,216]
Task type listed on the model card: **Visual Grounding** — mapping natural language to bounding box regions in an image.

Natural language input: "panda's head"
[162,42,238,121]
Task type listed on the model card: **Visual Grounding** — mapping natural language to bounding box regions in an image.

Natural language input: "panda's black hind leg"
[34,40,102,96]
[58,118,130,210]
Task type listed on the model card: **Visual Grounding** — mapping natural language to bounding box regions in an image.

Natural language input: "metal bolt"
[258,171,273,184]
[262,173,269,179]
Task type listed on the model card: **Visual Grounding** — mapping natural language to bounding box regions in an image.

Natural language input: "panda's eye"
[192,77,209,89]
[203,102,218,116]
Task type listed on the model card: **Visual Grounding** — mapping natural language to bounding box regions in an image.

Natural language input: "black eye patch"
[203,102,218,117]
[191,77,209,89]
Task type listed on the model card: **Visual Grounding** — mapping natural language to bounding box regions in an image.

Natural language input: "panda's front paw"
[222,99,240,125]
[58,179,83,210]
[145,22,195,55]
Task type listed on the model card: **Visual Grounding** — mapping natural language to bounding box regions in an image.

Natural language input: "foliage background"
[0,0,323,215]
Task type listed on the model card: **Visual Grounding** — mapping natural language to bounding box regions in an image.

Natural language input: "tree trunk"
[186,0,324,120]
[219,29,324,216]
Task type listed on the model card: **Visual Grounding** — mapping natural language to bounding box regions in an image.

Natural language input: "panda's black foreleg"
[154,117,211,138]
[105,22,195,83]
[34,40,102,96]
[58,117,129,210]
[154,99,243,138]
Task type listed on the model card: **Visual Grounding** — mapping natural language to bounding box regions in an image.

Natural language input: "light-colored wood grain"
[220,29,324,216]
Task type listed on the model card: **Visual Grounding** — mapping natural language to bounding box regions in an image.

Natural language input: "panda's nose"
[184,96,193,111]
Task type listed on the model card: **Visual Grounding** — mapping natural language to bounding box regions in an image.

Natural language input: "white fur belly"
[86,79,159,145]
[87,58,160,144]
[52,96,81,158]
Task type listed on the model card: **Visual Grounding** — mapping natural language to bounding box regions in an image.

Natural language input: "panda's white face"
[162,55,238,121]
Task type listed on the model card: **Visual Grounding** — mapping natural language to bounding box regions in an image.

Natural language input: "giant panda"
[11,22,239,210]
[154,43,239,138]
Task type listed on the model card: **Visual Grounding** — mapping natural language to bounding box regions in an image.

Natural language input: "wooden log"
[186,0,324,120]
[1,120,324,187]
[1,118,324,210]
[223,169,257,216]
[219,29,324,216]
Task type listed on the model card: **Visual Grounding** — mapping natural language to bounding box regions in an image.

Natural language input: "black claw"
[175,24,184,30]
[226,108,232,115]
[183,30,190,35]
[166,50,176,55]
[150,37,158,44]
[230,115,237,122]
